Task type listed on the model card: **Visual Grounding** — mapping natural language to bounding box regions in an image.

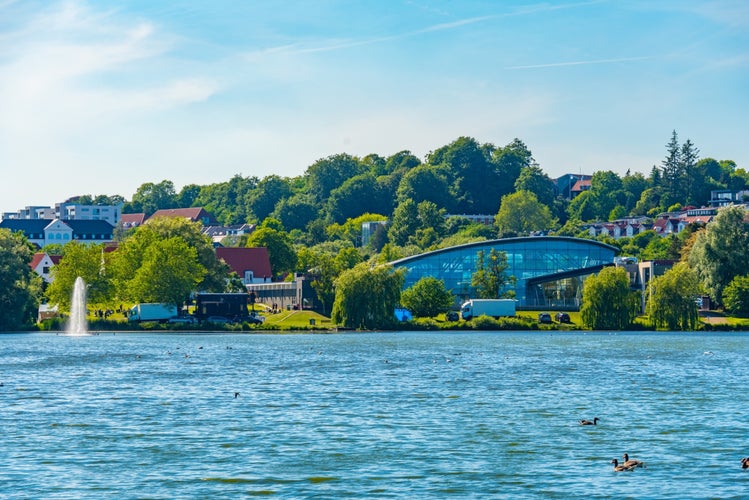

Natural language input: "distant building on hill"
[0,218,115,248]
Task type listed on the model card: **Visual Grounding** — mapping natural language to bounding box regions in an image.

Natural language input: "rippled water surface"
[1,331,748,498]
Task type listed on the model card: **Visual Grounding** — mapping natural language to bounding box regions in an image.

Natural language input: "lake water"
[1,331,748,499]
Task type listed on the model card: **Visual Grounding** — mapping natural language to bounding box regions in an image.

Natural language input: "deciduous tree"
[0,229,41,330]
[471,249,514,299]
[687,205,749,304]
[722,275,749,317]
[400,277,454,318]
[580,267,639,329]
[646,262,701,330]
[495,190,556,236]
[47,243,113,310]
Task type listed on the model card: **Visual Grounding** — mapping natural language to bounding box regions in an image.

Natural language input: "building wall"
[390,236,618,309]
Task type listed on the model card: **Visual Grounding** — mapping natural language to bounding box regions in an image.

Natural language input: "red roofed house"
[570,178,592,198]
[149,207,218,226]
[30,252,61,283]
[216,247,273,285]
[120,213,147,229]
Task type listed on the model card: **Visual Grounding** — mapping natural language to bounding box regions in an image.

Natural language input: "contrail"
[505,56,651,70]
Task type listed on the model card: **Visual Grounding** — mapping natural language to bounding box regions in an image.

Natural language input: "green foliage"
[326,213,388,246]
[646,262,701,330]
[400,277,454,318]
[471,249,514,299]
[126,180,177,216]
[723,275,749,317]
[306,153,365,203]
[687,205,749,304]
[246,226,297,277]
[247,175,292,222]
[0,229,42,330]
[580,267,639,329]
[327,174,390,224]
[192,175,256,225]
[495,190,556,236]
[110,217,226,303]
[47,243,113,310]
[126,238,205,306]
[514,165,555,207]
[331,263,405,329]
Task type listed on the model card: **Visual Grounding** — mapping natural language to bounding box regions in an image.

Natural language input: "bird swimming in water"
[622,453,645,468]
[741,457,748,469]
[580,417,599,426]
[234,392,240,398]
[611,459,635,472]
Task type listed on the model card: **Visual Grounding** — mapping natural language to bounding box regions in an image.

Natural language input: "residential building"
[215,247,273,285]
[0,219,115,248]
[149,207,218,226]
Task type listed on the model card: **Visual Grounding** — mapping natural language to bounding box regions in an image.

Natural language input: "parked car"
[554,312,571,323]
[205,316,230,324]
[538,312,552,324]
[247,312,265,324]
[168,316,197,324]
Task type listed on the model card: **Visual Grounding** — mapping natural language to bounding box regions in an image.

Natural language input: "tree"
[127,180,177,216]
[247,175,292,222]
[272,194,319,232]
[723,275,749,317]
[400,277,454,318]
[326,173,388,224]
[193,175,257,225]
[47,243,113,310]
[305,153,365,203]
[0,229,41,330]
[514,165,555,207]
[388,199,419,246]
[245,224,297,278]
[111,216,228,302]
[125,238,205,306]
[395,165,451,208]
[687,205,749,304]
[471,249,514,299]
[495,190,556,236]
[646,262,701,330]
[428,136,501,214]
[492,138,534,199]
[580,267,639,329]
[331,263,405,329]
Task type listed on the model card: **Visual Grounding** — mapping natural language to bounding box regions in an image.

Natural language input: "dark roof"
[216,247,273,278]
[0,219,49,233]
[64,220,115,233]
[0,218,114,236]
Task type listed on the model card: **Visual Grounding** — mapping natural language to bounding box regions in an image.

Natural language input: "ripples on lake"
[1,331,748,498]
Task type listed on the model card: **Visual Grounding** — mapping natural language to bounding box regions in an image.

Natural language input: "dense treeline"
[2,132,748,331]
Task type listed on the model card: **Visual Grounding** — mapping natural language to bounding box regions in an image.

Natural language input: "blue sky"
[1,0,747,214]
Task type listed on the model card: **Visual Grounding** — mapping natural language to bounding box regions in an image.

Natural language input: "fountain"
[66,277,89,335]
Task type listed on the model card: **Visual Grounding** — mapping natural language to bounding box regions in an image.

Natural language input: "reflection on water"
[1,331,748,498]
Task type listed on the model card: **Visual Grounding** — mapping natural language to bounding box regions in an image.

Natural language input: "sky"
[1,0,748,215]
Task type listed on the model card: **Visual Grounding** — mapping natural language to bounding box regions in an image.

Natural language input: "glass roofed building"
[389,236,618,310]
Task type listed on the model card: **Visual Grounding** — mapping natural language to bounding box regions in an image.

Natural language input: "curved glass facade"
[390,236,618,309]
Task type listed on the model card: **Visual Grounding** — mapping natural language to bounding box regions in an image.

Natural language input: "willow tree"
[646,262,701,330]
[580,266,639,329]
[331,263,405,329]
